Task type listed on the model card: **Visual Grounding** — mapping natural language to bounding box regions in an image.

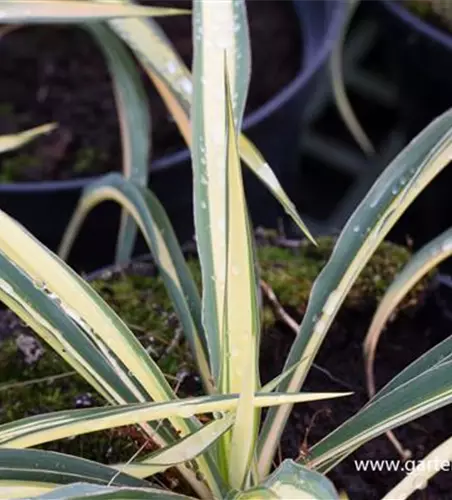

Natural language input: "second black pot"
[379,0,452,137]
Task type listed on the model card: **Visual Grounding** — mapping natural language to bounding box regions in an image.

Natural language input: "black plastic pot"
[374,1,452,252]
[0,0,347,272]
[379,0,452,137]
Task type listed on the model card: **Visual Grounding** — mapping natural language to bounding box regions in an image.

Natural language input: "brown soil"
[0,0,301,182]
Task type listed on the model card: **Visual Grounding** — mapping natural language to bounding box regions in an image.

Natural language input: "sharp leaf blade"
[258,109,452,477]
[0,1,188,23]
[85,24,151,265]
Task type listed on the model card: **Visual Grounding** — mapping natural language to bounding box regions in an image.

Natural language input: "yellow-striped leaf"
[85,24,151,265]
[59,173,210,393]
[0,1,188,23]
[222,65,260,489]
[0,448,149,488]
[0,392,350,449]
[107,15,314,241]
[307,359,452,473]
[31,483,194,499]
[0,123,56,154]
[0,209,217,498]
[364,227,452,400]
[382,435,452,499]
[191,0,251,386]
[115,414,235,479]
[260,460,339,499]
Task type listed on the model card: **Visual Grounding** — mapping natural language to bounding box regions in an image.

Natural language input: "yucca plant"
[1,1,452,499]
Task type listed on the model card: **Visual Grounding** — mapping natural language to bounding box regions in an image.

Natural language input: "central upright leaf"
[191,0,251,384]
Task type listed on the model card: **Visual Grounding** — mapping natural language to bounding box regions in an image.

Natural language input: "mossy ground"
[406,0,435,18]
[0,145,106,183]
[0,237,430,467]
[405,0,452,32]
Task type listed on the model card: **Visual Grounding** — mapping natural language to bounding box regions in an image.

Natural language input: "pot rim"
[382,0,452,50]
[0,0,347,193]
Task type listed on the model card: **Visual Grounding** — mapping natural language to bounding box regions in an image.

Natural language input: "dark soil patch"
[1,237,448,498]
[261,289,452,499]
[0,0,301,182]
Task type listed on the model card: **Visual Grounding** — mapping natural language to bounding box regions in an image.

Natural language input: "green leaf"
[382,435,452,499]
[191,0,253,387]
[307,359,452,472]
[0,123,56,154]
[0,392,349,450]
[221,60,260,489]
[329,0,372,154]
[0,208,215,499]
[0,210,183,406]
[24,482,194,500]
[107,16,314,241]
[0,245,199,489]
[226,487,278,499]
[257,108,452,478]
[364,226,452,399]
[59,173,210,393]
[0,251,144,407]
[115,414,235,479]
[85,24,151,265]
[0,448,149,488]
[238,136,316,245]
[261,460,339,499]
[0,1,188,23]
[371,332,452,404]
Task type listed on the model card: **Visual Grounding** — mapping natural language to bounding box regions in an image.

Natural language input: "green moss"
[0,236,430,465]
[258,236,426,314]
[91,272,196,381]
[406,0,433,18]
[0,336,141,463]
[0,153,39,182]
[0,270,198,465]
[405,0,451,31]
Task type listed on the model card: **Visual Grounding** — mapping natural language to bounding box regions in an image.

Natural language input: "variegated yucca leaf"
[260,460,339,499]
[0,1,187,23]
[85,24,151,265]
[329,0,372,154]
[222,65,260,489]
[107,13,314,242]
[0,123,56,154]
[190,0,260,486]
[258,108,452,477]
[364,227,452,399]
[382,435,452,499]
[307,298,452,474]
[191,0,251,388]
[307,357,452,472]
[0,448,149,495]
[29,483,194,500]
[115,414,235,479]
[0,391,349,449]
[59,173,211,393]
[0,209,217,498]
[226,460,339,499]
